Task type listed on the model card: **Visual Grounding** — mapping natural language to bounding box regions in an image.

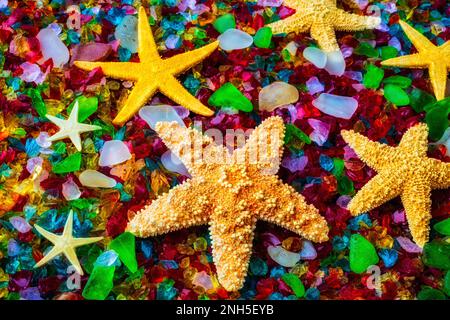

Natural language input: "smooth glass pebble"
[99,140,131,167]
[306,77,324,95]
[308,118,330,146]
[284,41,298,56]
[109,232,137,273]
[258,81,299,112]
[379,249,398,268]
[434,218,450,236]
[26,157,43,174]
[19,62,43,83]
[62,178,81,201]
[79,170,117,188]
[161,150,190,176]
[8,239,21,257]
[349,234,379,274]
[114,15,138,53]
[396,236,422,253]
[384,84,410,106]
[218,29,253,51]
[208,83,253,112]
[94,250,119,267]
[192,271,213,290]
[312,93,358,119]
[281,273,305,298]
[423,241,450,269]
[37,27,70,68]
[324,50,346,76]
[9,216,32,233]
[253,27,272,48]
[363,64,384,89]
[299,241,317,260]
[392,210,406,224]
[82,265,115,300]
[303,47,327,69]
[212,14,236,33]
[281,155,308,173]
[267,245,300,267]
[71,43,112,63]
[139,105,185,130]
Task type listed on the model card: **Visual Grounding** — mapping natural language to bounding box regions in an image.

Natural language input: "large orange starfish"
[127,117,329,291]
[267,0,380,52]
[381,20,450,101]
[342,124,450,247]
[75,7,217,125]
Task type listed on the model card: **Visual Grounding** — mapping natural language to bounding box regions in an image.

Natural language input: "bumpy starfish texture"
[267,0,380,52]
[75,7,217,125]
[34,211,103,275]
[381,20,450,101]
[341,124,450,247]
[46,101,101,151]
[127,116,329,291]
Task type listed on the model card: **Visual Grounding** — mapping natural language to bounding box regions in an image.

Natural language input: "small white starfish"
[46,101,101,151]
[34,210,103,275]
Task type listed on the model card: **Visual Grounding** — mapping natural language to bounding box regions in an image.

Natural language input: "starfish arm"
[398,123,429,156]
[63,246,84,275]
[381,53,428,68]
[69,132,82,151]
[74,61,140,81]
[154,121,229,174]
[430,160,450,189]
[34,246,62,268]
[76,123,102,133]
[137,7,160,62]
[113,80,158,125]
[331,9,381,31]
[257,177,329,243]
[34,224,60,244]
[401,176,432,247]
[341,130,396,172]
[158,75,214,117]
[398,20,436,52]
[163,41,219,75]
[47,128,70,143]
[428,62,448,101]
[70,236,104,248]
[68,101,80,123]
[209,214,257,291]
[310,20,339,52]
[127,180,211,237]
[62,211,74,238]
[267,13,311,35]
[232,117,285,175]
[347,170,403,215]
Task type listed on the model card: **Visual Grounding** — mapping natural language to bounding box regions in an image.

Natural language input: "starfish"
[127,116,329,291]
[46,101,101,151]
[75,7,218,125]
[341,124,450,247]
[267,0,380,52]
[381,20,450,101]
[34,210,103,275]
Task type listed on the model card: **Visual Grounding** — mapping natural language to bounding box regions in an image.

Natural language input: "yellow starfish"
[267,0,381,52]
[127,117,329,291]
[34,210,103,275]
[75,7,218,125]
[341,124,450,247]
[381,20,450,101]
